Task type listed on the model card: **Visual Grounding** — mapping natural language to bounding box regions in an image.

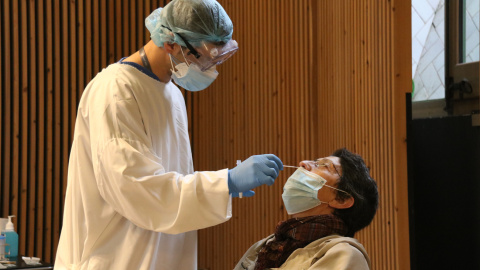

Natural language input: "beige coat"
[234,234,371,270]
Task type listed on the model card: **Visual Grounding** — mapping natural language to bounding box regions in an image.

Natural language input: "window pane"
[461,0,479,63]
[412,0,445,101]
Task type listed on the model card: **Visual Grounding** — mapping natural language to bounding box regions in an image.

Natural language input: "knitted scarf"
[254,214,348,270]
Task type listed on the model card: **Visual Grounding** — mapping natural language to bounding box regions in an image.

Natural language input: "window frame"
[412,0,479,119]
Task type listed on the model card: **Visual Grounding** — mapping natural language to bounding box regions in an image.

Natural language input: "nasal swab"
[235,161,298,199]
[236,160,243,198]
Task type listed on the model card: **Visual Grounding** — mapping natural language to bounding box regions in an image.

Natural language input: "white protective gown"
[55,62,232,270]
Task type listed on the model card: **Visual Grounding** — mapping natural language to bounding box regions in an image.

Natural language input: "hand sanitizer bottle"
[4,216,18,259]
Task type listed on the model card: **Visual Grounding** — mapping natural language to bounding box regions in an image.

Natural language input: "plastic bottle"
[0,234,5,260]
[4,216,18,258]
[0,218,7,233]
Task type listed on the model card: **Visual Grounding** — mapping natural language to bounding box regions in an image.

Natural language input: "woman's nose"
[299,160,314,170]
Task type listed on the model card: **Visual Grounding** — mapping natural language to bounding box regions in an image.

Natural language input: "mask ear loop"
[169,51,188,73]
[169,54,176,71]
[179,47,191,67]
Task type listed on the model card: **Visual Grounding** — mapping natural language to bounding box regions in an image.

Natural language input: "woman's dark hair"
[332,148,379,237]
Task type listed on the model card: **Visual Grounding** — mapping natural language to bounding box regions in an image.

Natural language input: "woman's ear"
[329,196,354,209]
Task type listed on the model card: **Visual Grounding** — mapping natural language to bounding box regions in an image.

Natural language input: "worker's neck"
[126,40,173,84]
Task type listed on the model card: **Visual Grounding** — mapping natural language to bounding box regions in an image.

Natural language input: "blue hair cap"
[145,0,233,48]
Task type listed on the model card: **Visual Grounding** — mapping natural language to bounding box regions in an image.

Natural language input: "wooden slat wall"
[195,0,411,270]
[0,0,168,263]
[1,0,410,268]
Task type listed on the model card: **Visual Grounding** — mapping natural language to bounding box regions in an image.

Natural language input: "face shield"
[185,40,239,71]
[162,24,238,71]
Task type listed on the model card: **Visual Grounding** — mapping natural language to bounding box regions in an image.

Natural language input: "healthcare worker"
[54,0,283,269]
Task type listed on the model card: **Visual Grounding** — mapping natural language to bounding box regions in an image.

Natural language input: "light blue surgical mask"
[282,167,351,215]
[282,167,328,215]
[169,51,218,92]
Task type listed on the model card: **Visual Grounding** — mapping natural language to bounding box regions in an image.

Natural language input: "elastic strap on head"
[161,24,201,58]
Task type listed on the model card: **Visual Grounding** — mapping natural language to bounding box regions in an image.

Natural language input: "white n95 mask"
[169,54,218,92]
[282,167,328,215]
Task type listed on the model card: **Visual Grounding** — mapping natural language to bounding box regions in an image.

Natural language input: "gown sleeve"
[90,77,231,235]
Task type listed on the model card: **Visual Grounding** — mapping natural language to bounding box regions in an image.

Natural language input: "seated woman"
[234,148,379,270]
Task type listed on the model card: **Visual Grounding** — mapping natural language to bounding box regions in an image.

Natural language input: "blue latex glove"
[228,154,283,197]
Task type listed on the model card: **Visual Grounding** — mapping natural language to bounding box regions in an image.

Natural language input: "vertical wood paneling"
[53,0,62,256]
[61,0,70,228]
[11,1,20,256]
[45,0,54,260]
[27,0,37,258]
[392,1,412,269]
[20,0,28,256]
[93,0,99,75]
[196,0,410,269]
[0,1,3,216]
[115,0,122,60]
[1,0,410,268]
[36,0,46,259]
[107,0,115,64]
[2,0,12,230]
[100,0,107,69]
[0,0,159,263]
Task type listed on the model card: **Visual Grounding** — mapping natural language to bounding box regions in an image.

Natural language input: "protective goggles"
[163,25,239,71]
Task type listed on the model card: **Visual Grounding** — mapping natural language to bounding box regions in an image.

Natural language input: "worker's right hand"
[228,154,284,195]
